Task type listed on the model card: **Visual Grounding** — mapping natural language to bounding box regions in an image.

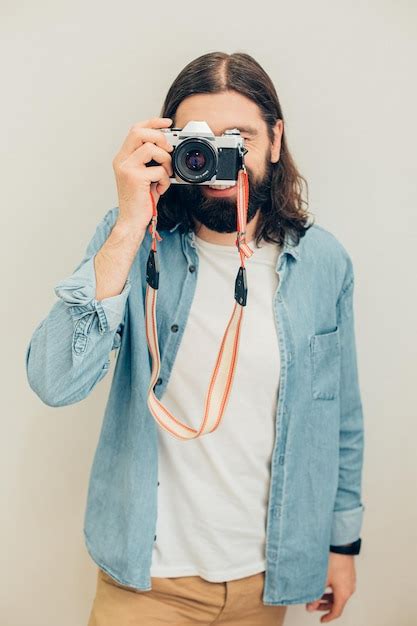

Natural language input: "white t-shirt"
[150,233,281,582]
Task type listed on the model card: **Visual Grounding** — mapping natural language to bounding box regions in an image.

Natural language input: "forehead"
[174,91,264,136]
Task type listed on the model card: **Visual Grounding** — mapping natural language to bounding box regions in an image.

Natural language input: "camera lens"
[174,138,217,183]
[185,150,206,171]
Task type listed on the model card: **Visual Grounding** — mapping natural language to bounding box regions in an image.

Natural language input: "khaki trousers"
[87,567,288,626]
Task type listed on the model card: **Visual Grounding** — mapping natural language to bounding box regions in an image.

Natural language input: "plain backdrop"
[1,1,416,625]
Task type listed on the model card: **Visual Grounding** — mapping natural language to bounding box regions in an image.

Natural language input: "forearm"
[26,208,136,407]
[94,218,146,301]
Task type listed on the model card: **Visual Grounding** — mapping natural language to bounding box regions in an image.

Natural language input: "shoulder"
[300,223,355,294]
[303,223,351,262]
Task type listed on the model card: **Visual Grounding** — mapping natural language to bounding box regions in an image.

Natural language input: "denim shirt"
[25,206,365,606]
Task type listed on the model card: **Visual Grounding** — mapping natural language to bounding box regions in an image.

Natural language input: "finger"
[124,142,174,177]
[138,164,169,185]
[306,592,333,612]
[115,118,173,163]
[155,171,172,196]
[145,162,172,196]
[306,599,322,611]
[118,126,174,161]
[140,116,173,128]
[320,592,348,622]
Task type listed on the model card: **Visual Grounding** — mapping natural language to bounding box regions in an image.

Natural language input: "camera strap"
[144,167,253,440]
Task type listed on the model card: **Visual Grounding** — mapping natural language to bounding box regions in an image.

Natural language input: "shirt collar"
[171,222,301,261]
[281,230,301,261]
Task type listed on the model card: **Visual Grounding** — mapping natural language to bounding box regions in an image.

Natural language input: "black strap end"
[146,249,160,289]
[234,266,247,306]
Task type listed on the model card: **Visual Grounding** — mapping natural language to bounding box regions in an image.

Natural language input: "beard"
[173,158,273,234]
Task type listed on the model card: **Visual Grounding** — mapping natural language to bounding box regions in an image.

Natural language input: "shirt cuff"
[54,255,131,333]
[330,504,365,545]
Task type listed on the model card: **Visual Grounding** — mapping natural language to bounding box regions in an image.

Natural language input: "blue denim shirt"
[25,206,365,606]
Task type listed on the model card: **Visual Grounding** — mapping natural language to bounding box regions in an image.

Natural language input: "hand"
[112,117,174,233]
[305,553,357,622]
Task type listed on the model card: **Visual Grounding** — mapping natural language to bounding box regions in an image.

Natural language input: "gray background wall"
[1,1,416,624]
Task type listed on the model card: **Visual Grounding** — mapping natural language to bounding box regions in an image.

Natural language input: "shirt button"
[171,324,179,333]
[154,535,157,541]
[189,265,196,273]
[157,481,160,486]
[156,378,162,385]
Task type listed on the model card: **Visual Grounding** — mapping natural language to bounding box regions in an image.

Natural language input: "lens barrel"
[174,137,217,183]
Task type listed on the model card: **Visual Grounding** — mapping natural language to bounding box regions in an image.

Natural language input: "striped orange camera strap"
[145,167,253,440]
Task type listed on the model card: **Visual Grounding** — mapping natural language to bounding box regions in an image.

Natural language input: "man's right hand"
[112,116,175,234]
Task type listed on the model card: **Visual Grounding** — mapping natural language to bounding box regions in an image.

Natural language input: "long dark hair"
[156,51,314,247]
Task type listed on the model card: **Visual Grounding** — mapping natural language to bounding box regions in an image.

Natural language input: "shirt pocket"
[309,327,341,400]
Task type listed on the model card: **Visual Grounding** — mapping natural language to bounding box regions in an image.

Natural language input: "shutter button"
[171,324,179,333]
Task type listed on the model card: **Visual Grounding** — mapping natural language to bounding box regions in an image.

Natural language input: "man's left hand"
[305,553,357,622]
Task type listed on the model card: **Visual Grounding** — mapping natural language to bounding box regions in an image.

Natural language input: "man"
[25,51,365,625]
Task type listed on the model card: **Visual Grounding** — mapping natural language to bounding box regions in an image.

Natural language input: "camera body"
[146,121,248,185]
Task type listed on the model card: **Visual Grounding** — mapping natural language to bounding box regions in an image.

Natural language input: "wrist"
[329,537,361,555]
[113,218,147,245]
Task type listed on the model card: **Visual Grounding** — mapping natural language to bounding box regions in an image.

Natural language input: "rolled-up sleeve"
[54,254,131,351]
[25,206,132,406]
[330,255,366,546]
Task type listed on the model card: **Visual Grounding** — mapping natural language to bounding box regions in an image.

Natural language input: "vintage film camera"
[146,120,248,186]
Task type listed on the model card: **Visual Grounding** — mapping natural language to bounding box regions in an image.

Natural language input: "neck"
[193,210,260,246]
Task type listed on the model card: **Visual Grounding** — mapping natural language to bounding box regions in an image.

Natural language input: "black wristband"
[329,537,361,555]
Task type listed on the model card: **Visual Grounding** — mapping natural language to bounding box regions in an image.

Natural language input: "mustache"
[176,164,272,207]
